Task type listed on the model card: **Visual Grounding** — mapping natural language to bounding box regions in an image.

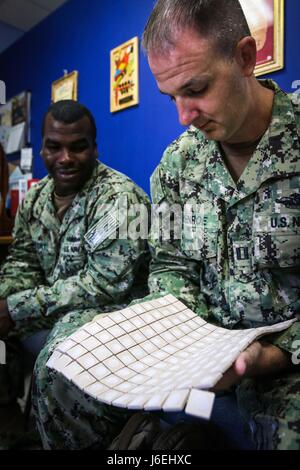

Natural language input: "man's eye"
[46,145,60,152]
[70,144,89,152]
[187,86,207,97]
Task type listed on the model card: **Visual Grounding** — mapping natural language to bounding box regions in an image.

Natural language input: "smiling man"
[141,0,300,450]
[0,100,149,448]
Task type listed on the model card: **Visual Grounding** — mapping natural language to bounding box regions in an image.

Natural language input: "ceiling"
[0,0,68,31]
[0,0,68,53]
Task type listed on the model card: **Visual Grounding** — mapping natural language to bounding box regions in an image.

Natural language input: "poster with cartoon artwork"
[110,37,139,113]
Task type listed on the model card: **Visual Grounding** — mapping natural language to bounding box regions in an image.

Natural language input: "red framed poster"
[240,0,284,76]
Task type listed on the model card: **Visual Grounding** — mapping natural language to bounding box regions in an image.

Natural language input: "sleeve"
[266,322,300,356]
[148,150,210,320]
[0,201,45,299]
[7,189,150,323]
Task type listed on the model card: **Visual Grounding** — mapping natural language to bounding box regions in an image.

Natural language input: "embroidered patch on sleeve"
[84,211,119,251]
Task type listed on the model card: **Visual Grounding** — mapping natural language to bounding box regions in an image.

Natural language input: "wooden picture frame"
[51,71,78,103]
[240,0,284,76]
[110,37,139,113]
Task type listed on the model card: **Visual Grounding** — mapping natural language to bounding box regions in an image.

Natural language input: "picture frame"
[240,0,284,76]
[110,37,139,113]
[51,71,78,103]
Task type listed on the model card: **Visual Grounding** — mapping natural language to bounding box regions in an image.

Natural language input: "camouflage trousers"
[0,316,57,405]
[33,311,300,450]
[32,305,132,450]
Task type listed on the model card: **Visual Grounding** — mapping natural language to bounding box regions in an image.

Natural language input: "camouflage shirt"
[149,80,300,354]
[0,162,150,323]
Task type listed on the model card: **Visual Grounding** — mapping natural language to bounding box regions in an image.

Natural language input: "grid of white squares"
[47,295,294,420]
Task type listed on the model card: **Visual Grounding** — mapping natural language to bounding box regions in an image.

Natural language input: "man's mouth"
[197,121,211,131]
[55,169,80,180]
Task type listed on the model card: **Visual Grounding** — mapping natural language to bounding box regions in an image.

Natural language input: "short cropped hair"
[42,100,97,144]
[142,0,251,58]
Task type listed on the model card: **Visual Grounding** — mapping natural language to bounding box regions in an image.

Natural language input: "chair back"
[0,143,14,235]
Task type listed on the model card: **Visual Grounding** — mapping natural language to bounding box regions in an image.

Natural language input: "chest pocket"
[34,240,56,272]
[253,178,300,268]
[181,199,219,260]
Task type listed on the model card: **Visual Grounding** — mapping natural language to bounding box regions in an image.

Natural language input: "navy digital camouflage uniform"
[0,161,149,410]
[147,80,300,450]
[33,80,299,450]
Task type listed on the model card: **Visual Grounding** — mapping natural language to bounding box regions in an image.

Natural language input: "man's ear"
[93,145,99,159]
[234,36,257,77]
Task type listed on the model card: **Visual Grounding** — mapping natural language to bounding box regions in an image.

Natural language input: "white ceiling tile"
[30,0,67,12]
[0,0,68,32]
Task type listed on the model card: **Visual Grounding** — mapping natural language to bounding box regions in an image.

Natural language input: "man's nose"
[176,97,200,127]
[57,148,73,164]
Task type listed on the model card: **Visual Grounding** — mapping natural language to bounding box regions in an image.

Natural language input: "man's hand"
[0,299,14,338]
[214,341,291,391]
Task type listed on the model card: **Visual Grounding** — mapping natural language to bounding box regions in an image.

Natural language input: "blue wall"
[0,0,299,195]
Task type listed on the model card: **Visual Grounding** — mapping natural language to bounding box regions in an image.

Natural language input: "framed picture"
[240,0,284,76]
[51,71,78,103]
[110,37,139,113]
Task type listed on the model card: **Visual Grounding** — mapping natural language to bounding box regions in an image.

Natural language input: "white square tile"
[81,336,100,351]
[130,330,147,344]
[162,389,190,412]
[123,308,139,320]
[130,345,148,360]
[92,344,113,361]
[140,341,157,355]
[150,311,164,321]
[77,352,99,370]
[131,304,146,315]
[129,361,149,373]
[139,355,158,367]
[50,354,72,372]
[109,311,126,323]
[46,351,63,369]
[130,374,148,385]
[142,313,156,324]
[97,316,115,329]
[70,330,90,343]
[116,381,136,393]
[162,344,178,355]
[89,363,111,381]
[121,320,136,334]
[67,344,87,360]
[72,371,96,388]
[108,324,126,338]
[95,331,114,344]
[112,393,135,408]
[99,389,123,405]
[144,392,170,411]
[151,349,169,361]
[104,356,124,372]
[105,339,125,355]
[118,335,137,350]
[83,322,103,336]
[185,389,215,420]
[150,336,168,349]
[151,321,166,335]
[126,395,151,410]
[140,325,156,339]
[55,354,73,372]
[101,374,123,388]
[169,327,185,339]
[56,339,76,354]
[116,368,136,381]
[85,382,109,399]
[131,316,146,329]
[63,362,84,380]
[118,351,136,366]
